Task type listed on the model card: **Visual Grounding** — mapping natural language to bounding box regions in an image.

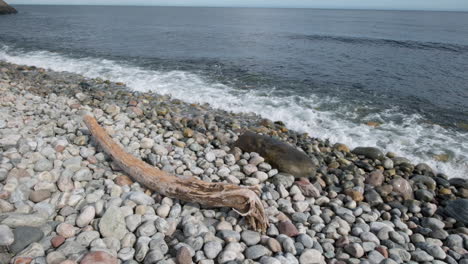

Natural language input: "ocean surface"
[1,5,467,178]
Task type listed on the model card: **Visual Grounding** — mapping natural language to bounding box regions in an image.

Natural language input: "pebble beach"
[1,60,468,264]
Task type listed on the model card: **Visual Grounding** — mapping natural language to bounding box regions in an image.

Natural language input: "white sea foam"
[1,45,467,178]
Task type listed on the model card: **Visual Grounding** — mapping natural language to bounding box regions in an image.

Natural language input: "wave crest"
[1,43,467,178]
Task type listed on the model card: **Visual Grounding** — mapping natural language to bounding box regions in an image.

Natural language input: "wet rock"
[415,163,434,175]
[391,178,413,200]
[366,171,384,187]
[414,189,434,202]
[445,199,468,225]
[352,147,384,160]
[365,189,383,206]
[411,175,436,190]
[234,131,316,178]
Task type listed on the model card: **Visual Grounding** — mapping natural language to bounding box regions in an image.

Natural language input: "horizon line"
[9,3,468,12]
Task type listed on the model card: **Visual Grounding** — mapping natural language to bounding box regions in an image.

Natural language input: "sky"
[7,0,468,11]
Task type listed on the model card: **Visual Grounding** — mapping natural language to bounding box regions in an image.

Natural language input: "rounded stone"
[76,206,96,227]
[345,243,364,258]
[0,225,14,246]
[245,245,271,260]
[34,159,53,172]
[366,171,384,187]
[266,238,282,253]
[29,190,52,203]
[203,241,222,259]
[278,221,299,237]
[99,206,126,240]
[391,178,413,200]
[144,249,164,263]
[176,246,192,264]
[156,204,170,218]
[299,249,325,264]
[241,230,261,246]
[51,236,66,248]
[140,138,154,149]
[56,223,76,239]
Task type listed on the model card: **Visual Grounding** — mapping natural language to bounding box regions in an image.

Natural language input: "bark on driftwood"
[83,114,268,232]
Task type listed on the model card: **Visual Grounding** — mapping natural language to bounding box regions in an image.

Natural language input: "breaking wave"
[1,44,467,178]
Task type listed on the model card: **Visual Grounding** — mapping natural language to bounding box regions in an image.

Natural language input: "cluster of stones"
[0,61,467,264]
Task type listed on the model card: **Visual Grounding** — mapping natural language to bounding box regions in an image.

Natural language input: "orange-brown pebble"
[115,175,133,186]
[345,189,364,202]
[12,257,33,264]
[376,246,389,258]
[55,145,66,153]
[51,235,66,248]
[334,143,350,152]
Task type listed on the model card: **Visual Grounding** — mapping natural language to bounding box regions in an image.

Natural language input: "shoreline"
[1,60,467,263]
[1,44,467,180]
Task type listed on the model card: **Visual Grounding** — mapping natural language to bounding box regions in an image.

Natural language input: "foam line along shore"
[1,44,467,179]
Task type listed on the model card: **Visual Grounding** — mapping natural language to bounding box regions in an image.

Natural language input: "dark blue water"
[1,5,467,177]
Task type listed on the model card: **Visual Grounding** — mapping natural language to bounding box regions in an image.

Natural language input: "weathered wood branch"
[83,114,268,232]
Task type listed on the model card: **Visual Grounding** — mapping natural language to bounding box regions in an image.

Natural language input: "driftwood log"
[83,114,268,232]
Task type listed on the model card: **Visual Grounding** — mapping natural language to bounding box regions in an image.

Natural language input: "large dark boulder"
[233,131,316,178]
[445,199,468,225]
[0,0,17,15]
[352,147,384,160]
